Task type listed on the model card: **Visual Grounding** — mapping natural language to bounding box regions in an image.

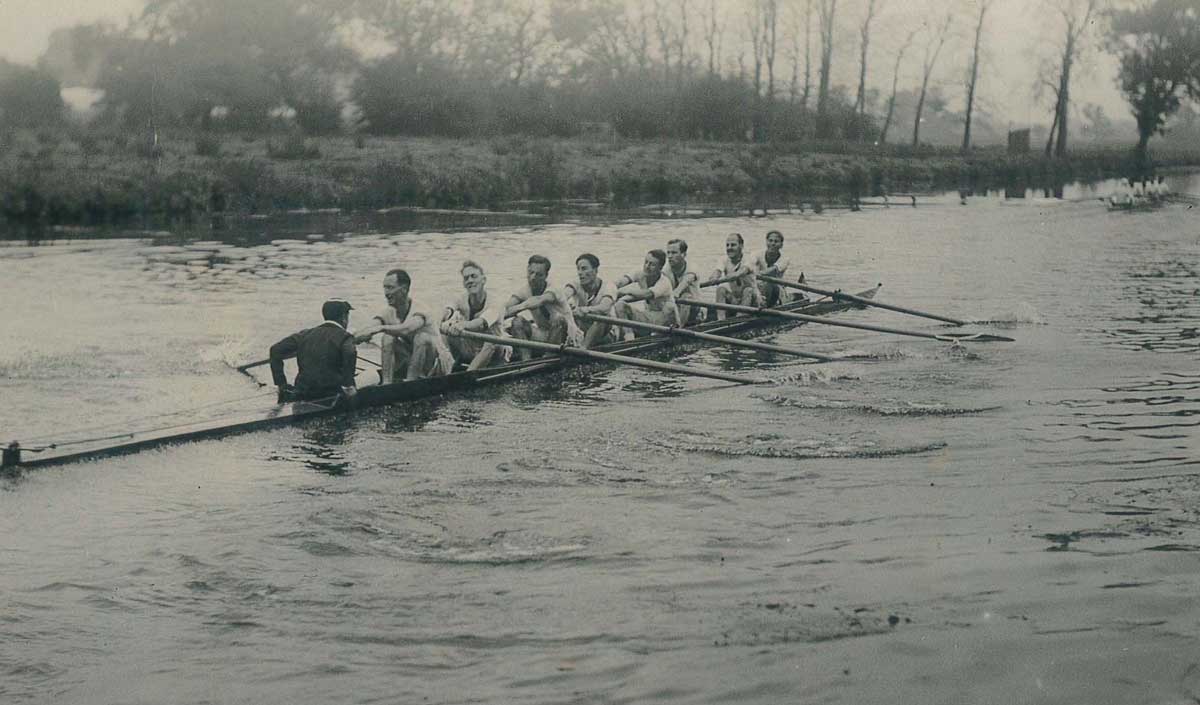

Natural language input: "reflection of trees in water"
[293,418,355,475]
[378,398,445,434]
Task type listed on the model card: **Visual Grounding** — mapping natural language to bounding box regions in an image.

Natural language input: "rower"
[613,249,680,339]
[665,238,702,325]
[441,259,511,371]
[562,253,618,349]
[356,268,453,383]
[751,230,802,307]
[710,232,759,319]
[506,254,584,360]
[269,299,359,403]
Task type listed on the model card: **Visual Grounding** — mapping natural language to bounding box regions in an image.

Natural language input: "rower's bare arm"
[586,295,615,315]
[354,317,385,343]
[376,314,426,338]
[619,282,655,302]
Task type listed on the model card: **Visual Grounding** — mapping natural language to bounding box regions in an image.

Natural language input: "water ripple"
[650,430,947,459]
[754,393,1000,416]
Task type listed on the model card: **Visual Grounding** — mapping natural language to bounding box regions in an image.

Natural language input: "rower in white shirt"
[750,230,801,307]
[562,253,618,349]
[665,238,702,325]
[506,254,584,361]
[710,232,759,319]
[440,259,511,370]
[613,249,680,339]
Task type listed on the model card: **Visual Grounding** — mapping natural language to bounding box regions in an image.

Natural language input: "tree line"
[2,0,1200,156]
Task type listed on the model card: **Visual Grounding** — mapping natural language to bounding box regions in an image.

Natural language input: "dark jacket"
[269,322,357,399]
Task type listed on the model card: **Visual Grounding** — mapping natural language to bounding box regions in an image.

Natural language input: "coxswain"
[441,260,511,370]
[269,299,359,403]
[506,254,584,360]
[562,253,618,349]
[613,249,680,338]
[356,268,453,383]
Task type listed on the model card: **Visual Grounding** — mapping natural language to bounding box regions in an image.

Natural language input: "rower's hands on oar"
[354,325,382,344]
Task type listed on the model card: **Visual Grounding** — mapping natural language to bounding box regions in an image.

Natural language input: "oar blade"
[936,332,1016,343]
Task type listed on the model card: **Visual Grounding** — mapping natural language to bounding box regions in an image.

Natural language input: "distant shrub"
[76,132,100,159]
[512,142,566,199]
[215,158,279,212]
[356,154,427,208]
[195,133,222,157]
[135,135,164,159]
[267,133,320,160]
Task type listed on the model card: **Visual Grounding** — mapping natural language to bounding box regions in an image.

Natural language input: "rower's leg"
[582,320,610,349]
[612,299,634,340]
[544,315,568,346]
[508,317,534,361]
[759,282,780,308]
[468,342,498,371]
[714,285,731,320]
[405,333,437,381]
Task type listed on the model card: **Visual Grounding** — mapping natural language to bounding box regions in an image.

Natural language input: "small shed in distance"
[1008,128,1031,155]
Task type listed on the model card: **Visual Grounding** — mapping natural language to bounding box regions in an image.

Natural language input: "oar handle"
[699,271,752,288]
[236,342,383,373]
[446,329,768,385]
[756,275,966,326]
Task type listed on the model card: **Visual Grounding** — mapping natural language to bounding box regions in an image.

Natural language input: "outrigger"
[2,286,882,470]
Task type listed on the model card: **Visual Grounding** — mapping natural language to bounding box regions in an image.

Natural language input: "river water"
[1,176,1198,704]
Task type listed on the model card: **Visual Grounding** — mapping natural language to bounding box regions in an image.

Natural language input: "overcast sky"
[0,0,1130,127]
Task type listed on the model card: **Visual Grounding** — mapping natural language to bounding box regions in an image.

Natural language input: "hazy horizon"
[0,0,1134,129]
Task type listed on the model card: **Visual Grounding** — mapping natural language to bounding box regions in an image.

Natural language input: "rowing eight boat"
[2,286,879,470]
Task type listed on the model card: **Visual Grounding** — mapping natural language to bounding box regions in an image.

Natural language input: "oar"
[677,299,1015,343]
[580,313,834,362]
[445,329,769,384]
[236,355,382,373]
[756,275,966,326]
[699,271,752,288]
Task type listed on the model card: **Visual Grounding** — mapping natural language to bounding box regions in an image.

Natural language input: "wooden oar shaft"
[678,298,947,340]
[582,313,833,361]
[448,330,767,384]
[699,271,751,288]
[756,275,966,326]
[236,358,270,372]
[237,351,382,373]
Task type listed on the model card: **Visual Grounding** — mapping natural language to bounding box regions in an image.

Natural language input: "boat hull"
[5,287,878,469]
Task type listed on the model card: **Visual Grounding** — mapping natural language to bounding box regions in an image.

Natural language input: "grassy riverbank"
[1,128,1196,228]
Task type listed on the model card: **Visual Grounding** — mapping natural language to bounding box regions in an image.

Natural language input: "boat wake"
[965,304,1045,326]
[753,393,1000,416]
[374,533,589,566]
[651,431,947,460]
[771,365,861,386]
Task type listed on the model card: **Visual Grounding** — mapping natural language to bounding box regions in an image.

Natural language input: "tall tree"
[764,0,780,103]
[879,27,917,143]
[912,11,953,146]
[1042,0,1101,156]
[0,61,65,128]
[1108,0,1200,158]
[962,0,993,151]
[702,0,723,77]
[815,0,839,136]
[854,0,882,118]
